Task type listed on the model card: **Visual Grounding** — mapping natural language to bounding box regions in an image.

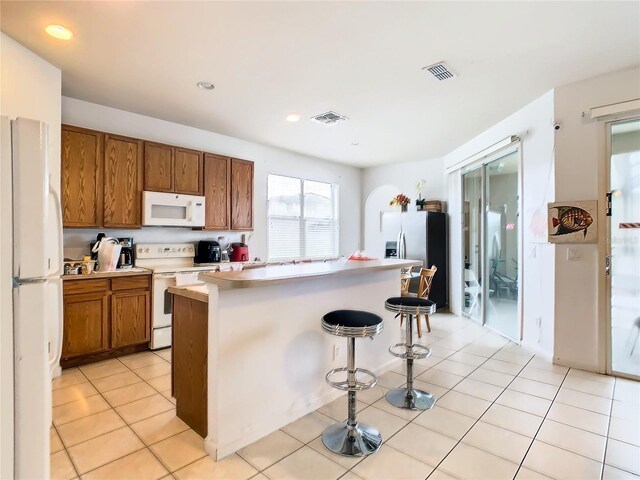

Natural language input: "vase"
[401,204,408,213]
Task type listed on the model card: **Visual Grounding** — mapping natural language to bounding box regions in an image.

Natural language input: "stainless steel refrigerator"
[382,210,448,309]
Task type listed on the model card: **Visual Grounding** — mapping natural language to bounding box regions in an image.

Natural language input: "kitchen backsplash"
[63,228,248,260]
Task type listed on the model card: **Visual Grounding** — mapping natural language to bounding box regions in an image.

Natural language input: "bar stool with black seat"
[385,296,437,410]
[321,309,384,457]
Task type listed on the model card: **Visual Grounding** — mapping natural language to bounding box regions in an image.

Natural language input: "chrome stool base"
[386,387,436,410]
[384,299,438,412]
[322,422,382,457]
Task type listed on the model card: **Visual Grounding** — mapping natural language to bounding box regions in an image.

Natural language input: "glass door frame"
[460,142,524,342]
[461,165,485,325]
[603,113,640,380]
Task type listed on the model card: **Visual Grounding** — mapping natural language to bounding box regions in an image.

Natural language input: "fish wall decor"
[551,206,593,237]
[547,200,598,243]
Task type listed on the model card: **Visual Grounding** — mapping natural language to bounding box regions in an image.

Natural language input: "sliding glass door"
[461,148,521,341]
[462,168,483,322]
[484,152,520,340]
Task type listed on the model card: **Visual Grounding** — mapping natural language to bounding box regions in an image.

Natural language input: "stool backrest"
[417,265,437,299]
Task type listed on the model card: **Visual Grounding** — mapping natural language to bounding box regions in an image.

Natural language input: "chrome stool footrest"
[388,343,430,360]
[325,367,378,391]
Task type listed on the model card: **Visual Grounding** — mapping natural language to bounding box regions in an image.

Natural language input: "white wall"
[360,93,556,359]
[444,91,557,358]
[553,66,640,371]
[0,32,62,480]
[62,97,362,261]
[362,156,444,258]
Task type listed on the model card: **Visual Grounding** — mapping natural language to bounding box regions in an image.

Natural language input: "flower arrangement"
[390,194,411,210]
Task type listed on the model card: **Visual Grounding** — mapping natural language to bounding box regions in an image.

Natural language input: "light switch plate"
[567,248,581,261]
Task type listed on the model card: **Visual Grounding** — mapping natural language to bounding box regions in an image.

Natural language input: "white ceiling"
[2,1,639,167]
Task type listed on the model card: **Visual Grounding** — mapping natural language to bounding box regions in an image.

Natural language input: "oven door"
[151,271,213,350]
[151,273,175,350]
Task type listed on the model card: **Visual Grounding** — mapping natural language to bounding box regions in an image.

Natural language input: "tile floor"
[51,315,640,480]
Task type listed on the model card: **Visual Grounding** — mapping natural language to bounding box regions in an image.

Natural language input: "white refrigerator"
[2,116,63,479]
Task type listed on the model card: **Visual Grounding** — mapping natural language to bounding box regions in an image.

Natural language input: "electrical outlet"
[333,344,340,361]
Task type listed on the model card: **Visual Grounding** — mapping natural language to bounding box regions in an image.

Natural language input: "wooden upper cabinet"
[203,153,230,229]
[175,148,203,195]
[61,125,103,227]
[144,142,174,192]
[230,158,254,230]
[103,134,143,228]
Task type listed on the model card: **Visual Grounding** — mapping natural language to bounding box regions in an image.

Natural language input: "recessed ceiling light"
[351,142,360,146]
[286,113,301,122]
[196,81,215,90]
[45,24,74,40]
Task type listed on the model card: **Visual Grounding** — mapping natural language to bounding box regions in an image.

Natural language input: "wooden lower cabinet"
[62,292,110,357]
[111,291,150,348]
[62,275,151,367]
[172,294,208,437]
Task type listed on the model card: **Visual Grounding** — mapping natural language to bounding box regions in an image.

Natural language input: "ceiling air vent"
[311,111,348,126]
[423,61,456,81]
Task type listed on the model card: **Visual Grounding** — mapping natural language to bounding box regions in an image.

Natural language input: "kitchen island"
[170,258,420,460]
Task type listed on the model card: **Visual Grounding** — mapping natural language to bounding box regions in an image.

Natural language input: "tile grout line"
[51,421,81,479]
[316,326,516,479]
[70,358,166,477]
[511,366,575,479]
[54,325,634,480]
[56,354,183,478]
[421,340,537,479]
[258,321,499,479]
[600,377,616,480]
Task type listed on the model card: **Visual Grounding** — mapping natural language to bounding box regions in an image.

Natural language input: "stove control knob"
[145,248,149,253]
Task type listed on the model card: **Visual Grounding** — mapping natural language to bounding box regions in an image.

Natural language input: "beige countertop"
[61,267,151,280]
[199,258,421,289]
[168,284,209,303]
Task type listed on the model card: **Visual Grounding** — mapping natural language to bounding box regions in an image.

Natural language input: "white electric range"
[135,243,259,349]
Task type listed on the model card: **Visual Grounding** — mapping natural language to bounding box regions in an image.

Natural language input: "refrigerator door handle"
[48,185,64,277]
[397,231,406,259]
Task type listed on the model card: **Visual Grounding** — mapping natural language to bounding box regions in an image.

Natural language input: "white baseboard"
[213,357,401,460]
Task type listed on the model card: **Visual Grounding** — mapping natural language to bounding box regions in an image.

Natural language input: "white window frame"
[267,173,339,262]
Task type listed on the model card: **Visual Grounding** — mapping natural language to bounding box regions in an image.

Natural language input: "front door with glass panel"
[461,149,521,341]
[608,118,640,378]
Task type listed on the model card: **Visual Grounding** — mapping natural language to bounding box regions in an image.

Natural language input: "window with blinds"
[267,174,339,261]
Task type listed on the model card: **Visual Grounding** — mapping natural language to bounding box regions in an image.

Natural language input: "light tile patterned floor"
[51,315,640,480]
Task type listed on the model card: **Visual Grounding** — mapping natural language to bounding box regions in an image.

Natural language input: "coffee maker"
[118,237,134,269]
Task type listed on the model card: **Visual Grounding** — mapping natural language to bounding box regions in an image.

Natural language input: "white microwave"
[142,191,206,227]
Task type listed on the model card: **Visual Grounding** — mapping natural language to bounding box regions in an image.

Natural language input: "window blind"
[268,174,339,261]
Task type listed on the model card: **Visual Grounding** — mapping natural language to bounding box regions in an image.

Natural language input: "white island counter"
[188,258,419,459]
